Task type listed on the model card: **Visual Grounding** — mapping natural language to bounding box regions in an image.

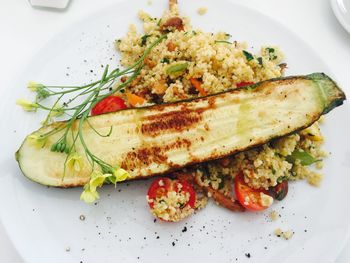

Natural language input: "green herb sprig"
[17,35,167,202]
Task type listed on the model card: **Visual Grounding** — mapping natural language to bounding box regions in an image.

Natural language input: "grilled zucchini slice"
[16,73,345,187]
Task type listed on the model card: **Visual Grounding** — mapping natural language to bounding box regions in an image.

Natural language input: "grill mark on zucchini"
[141,97,217,136]
[121,138,192,170]
[140,108,203,136]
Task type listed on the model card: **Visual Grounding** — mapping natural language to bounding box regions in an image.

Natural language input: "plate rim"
[1,0,350,262]
[331,0,350,33]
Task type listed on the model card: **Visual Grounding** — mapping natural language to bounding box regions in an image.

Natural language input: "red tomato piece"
[178,180,196,208]
[236,81,254,88]
[234,172,270,211]
[147,177,196,209]
[91,96,127,116]
[147,177,172,208]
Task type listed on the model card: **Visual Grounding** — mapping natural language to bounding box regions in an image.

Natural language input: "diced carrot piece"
[190,78,207,96]
[126,92,146,107]
[166,42,176,52]
[144,57,157,68]
[153,79,167,95]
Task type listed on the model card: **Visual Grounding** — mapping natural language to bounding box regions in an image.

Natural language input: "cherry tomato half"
[91,96,127,116]
[236,81,254,88]
[147,177,196,209]
[234,172,270,211]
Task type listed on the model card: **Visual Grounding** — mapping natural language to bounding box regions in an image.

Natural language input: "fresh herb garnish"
[141,34,152,46]
[266,47,277,60]
[161,57,170,64]
[243,50,254,61]
[17,35,167,203]
[257,57,263,66]
[286,149,321,166]
[218,174,225,189]
[215,40,231,44]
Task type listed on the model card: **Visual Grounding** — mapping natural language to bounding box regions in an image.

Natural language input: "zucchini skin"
[16,73,346,187]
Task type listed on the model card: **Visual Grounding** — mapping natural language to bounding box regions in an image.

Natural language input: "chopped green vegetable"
[215,40,231,44]
[161,57,170,64]
[166,62,189,75]
[243,50,254,61]
[266,47,278,60]
[218,176,225,189]
[257,57,263,66]
[141,34,152,46]
[157,18,162,26]
[286,149,321,166]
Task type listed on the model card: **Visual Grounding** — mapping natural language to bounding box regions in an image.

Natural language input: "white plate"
[331,0,350,33]
[1,0,349,262]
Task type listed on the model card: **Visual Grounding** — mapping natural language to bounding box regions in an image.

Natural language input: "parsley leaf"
[160,57,170,64]
[266,47,278,60]
[286,149,321,166]
[243,50,254,61]
[141,34,152,46]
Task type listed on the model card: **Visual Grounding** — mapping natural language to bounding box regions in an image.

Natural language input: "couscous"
[113,2,326,220]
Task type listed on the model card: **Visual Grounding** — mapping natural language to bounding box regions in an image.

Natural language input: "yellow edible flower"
[16,99,39,112]
[66,152,83,172]
[27,81,45,92]
[80,168,130,204]
[80,187,99,203]
[89,171,108,191]
[109,167,129,184]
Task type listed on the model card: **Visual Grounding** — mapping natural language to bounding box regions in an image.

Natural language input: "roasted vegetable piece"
[268,180,288,201]
[16,73,345,187]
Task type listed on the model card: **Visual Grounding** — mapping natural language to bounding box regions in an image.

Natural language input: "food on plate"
[147,177,196,222]
[274,228,294,240]
[16,0,346,222]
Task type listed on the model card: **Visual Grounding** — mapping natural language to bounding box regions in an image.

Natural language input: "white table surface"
[1,0,350,262]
